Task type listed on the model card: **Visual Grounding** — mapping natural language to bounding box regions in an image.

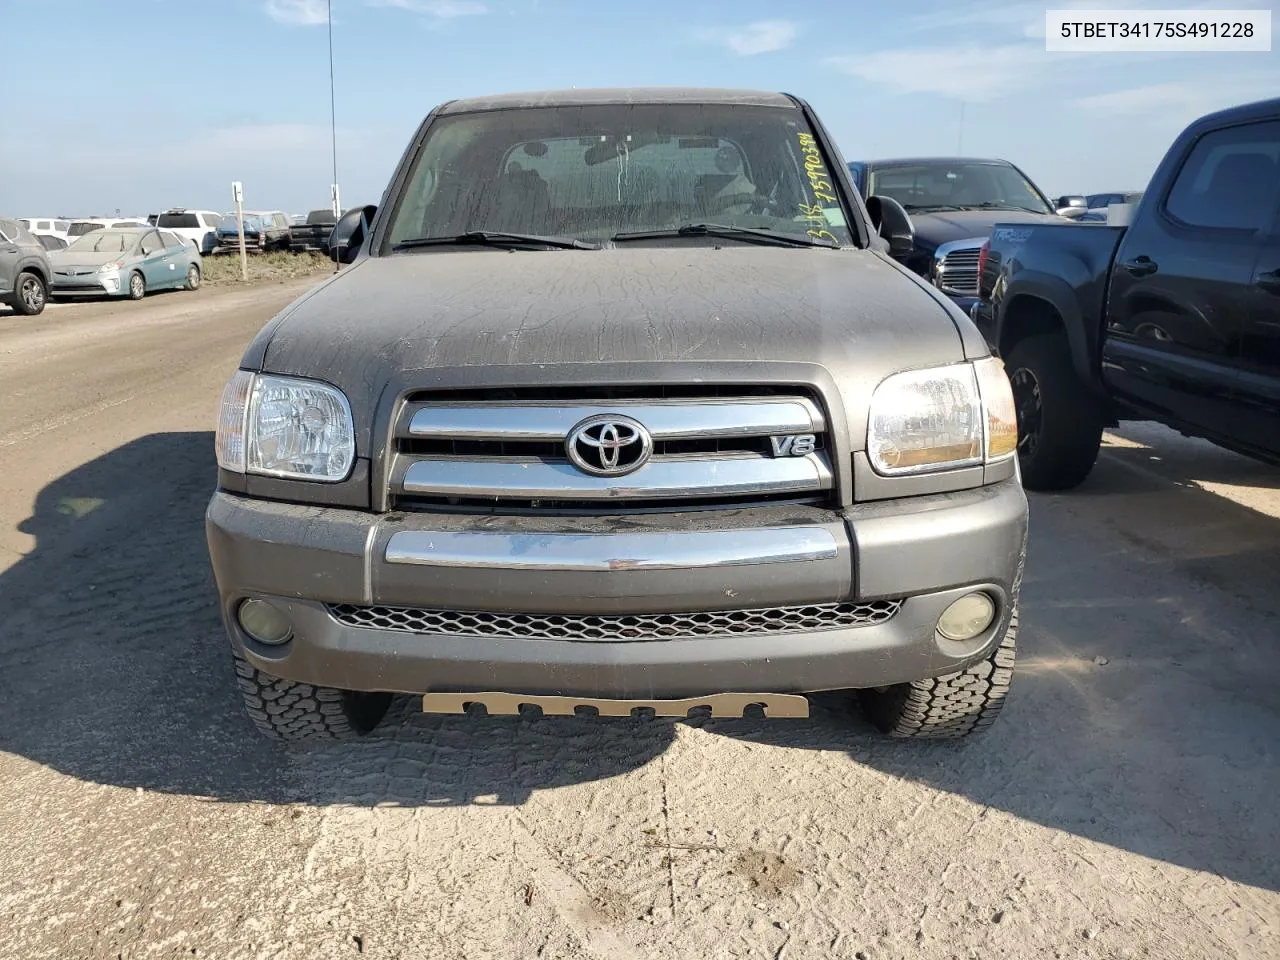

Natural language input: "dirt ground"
[1,283,1277,960]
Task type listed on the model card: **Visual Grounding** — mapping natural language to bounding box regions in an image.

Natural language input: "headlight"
[215,371,355,482]
[867,357,1017,475]
[98,260,123,273]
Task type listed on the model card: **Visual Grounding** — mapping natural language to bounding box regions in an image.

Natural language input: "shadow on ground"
[707,448,1280,893]
[1,431,1277,890]
[0,432,673,807]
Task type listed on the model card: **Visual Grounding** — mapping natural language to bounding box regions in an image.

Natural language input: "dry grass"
[202,251,335,285]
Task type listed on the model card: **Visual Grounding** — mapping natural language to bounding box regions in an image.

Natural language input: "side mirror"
[328,204,377,264]
[865,195,914,258]
[1054,195,1087,217]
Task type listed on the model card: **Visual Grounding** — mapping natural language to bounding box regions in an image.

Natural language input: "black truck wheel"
[231,651,392,740]
[858,610,1018,739]
[1004,332,1103,491]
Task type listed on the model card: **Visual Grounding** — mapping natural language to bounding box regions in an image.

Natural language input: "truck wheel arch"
[996,281,1095,388]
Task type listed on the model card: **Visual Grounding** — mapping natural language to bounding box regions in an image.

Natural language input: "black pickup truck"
[290,208,338,253]
[971,96,1280,491]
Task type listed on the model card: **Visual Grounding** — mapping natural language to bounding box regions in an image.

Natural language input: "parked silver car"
[49,227,203,300]
[0,217,52,316]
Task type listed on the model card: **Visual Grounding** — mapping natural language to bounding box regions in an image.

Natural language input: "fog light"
[237,598,292,645]
[937,593,996,641]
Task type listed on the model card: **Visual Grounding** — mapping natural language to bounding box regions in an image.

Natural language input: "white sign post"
[231,181,247,282]
[331,183,341,219]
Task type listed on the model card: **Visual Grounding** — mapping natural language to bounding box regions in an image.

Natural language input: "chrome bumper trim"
[399,453,833,501]
[384,526,839,571]
[405,398,825,441]
[421,691,811,718]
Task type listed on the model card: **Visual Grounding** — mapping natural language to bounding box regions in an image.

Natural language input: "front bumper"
[50,273,121,296]
[206,480,1028,698]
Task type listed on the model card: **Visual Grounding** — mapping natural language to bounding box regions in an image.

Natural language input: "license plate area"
[421,691,809,719]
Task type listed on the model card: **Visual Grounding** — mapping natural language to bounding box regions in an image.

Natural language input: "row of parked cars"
[0,217,206,313]
[1,203,356,315]
[17,207,342,258]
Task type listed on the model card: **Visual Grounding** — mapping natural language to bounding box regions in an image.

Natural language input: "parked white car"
[154,209,223,255]
[64,218,150,242]
[18,218,72,243]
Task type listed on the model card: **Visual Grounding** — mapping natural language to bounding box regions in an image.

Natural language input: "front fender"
[993,271,1098,388]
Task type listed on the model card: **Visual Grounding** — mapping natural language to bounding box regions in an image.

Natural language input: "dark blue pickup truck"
[971,97,1280,491]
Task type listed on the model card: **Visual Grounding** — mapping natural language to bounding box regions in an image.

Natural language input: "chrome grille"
[327,599,903,641]
[389,389,835,512]
[934,244,983,297]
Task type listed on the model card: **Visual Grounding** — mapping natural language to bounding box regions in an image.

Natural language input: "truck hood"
[257,246,981,450]
[909,208,1062,249]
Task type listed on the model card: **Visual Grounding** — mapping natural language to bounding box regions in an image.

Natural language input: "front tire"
[14,271,47,315]
[231,651,392,741]
[857,610,1018,739]
[1004,332,1103,491]
[127,272,145,300]
[185,264,201,290]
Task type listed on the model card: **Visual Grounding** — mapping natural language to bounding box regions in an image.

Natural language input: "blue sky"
[4,0,1276,216]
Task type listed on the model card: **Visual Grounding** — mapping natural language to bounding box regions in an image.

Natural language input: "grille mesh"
[327,599,902,642]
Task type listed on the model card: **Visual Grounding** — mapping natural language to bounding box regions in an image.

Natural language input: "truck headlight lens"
[867,358,1017,475]
[974,356,1018,462]
[868,364,983,474]
[215,370,254,473]
[215,371,355,482]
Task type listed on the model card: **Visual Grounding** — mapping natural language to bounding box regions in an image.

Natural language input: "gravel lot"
[1,282,1277,960]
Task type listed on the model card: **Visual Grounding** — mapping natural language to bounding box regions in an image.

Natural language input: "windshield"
[867,162,1053,214]
[67,222,103,237]
[382,103,856,250]
[67,230,142,252]
[157,213,200,228]
[220,215,263,230]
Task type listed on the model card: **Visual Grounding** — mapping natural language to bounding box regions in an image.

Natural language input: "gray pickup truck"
[207,87,1028,742]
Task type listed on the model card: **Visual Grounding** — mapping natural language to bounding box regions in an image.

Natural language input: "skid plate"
[421,691,809,719]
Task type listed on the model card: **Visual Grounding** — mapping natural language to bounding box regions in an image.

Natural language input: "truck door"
[1102,119,1279,443]
[1236,190,1280,458]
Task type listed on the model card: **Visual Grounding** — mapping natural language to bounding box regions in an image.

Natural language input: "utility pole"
[328,0,340,219]
[232,181,247,282]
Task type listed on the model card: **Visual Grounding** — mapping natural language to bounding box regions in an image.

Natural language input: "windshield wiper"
[611,223,839,248]
[956,202,1044,213]
[394,231,599,251]
[903,204,965,213]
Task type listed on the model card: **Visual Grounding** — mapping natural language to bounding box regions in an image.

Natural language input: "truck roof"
[1185,95,1280,131]
[437,86,797,115]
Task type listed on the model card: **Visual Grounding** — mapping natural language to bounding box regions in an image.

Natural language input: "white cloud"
[701,20,800,56]
[1071,74,1275,118]
[827,44,1053,101]
[369,0,488,16]
[265,0,328,25]
[1072,82,1200,116]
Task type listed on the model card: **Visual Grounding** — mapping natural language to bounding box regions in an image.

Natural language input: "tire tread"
[231,651,380,741]
[858,611,1019,740]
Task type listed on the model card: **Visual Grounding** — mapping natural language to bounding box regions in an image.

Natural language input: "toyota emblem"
[566,414,653,477]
